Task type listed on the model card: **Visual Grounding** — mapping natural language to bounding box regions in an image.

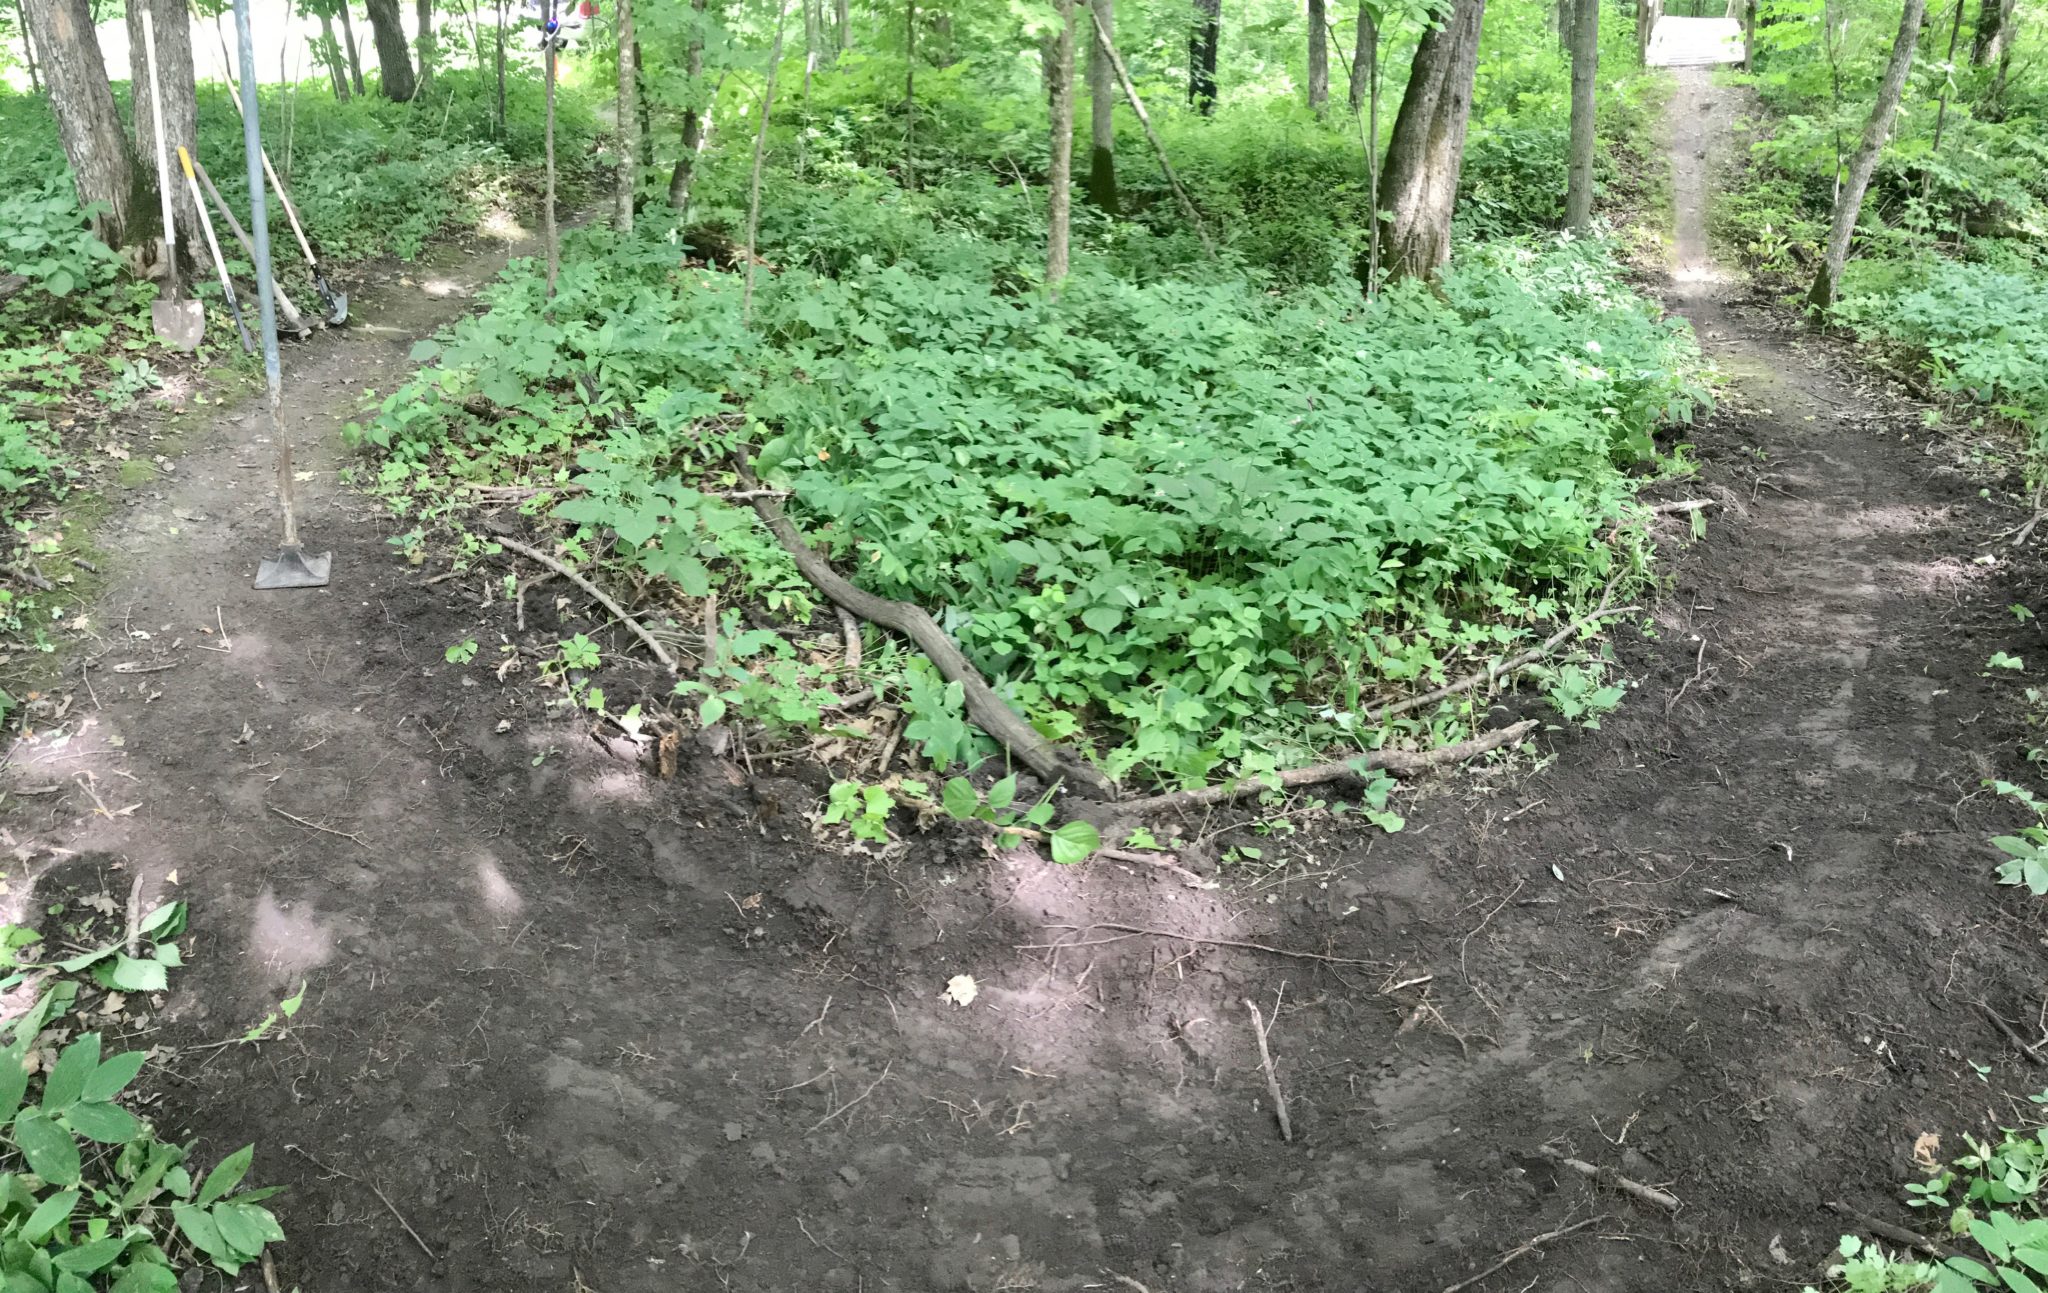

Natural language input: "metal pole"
[233,0,282,407]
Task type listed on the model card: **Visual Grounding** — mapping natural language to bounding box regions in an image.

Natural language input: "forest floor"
[2,65,2045,1293]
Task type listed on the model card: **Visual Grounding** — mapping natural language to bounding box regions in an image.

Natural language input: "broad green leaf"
[279,983,306,1019]
[152,943,182,969]
[1049,820,1101,866]
[41,1035,100,1112]
[82,1052,148,1103]
[20,1191,78,1244]
[0,1054,28,1126]
[61,1100,144,1145]
[14,1110,81,1186]
[91,957,167,994]
[54,1272,94,1293]
[941,778,979,821]
[51,1236,126,1274]
[195,1146,254,1208]
[211,1202,281,1255]
[987,776,1017,812]
[136,903,186,941]
[109,1260,179,1293]
[171,1202,233,1266]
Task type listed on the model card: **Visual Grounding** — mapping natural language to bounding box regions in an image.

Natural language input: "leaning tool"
[177,146,252,352]
[192,157,312,338]
[230,0,331,590]
[141,11,202,350]
[217,65,346,324]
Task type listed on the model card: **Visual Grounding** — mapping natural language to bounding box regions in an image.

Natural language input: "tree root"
[1541,1145,1680,1212]
[1824,1201,1960,1260]
[732,455,1114,798]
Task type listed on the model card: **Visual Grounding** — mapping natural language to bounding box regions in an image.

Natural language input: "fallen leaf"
[941,974,978,1008]
[1913,1131,1942,1171]
[163,870,178,885]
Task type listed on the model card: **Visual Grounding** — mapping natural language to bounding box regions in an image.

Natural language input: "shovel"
[254,440,331,590]
[178,147,254,353]
[216,50,347,325]
[191,157,312,338]
[142,11,203,351]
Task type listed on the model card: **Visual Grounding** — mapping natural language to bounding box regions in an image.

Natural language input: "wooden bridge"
[1637,3,1750,67]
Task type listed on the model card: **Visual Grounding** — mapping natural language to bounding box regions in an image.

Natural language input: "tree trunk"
[835,0,848,51]
[904,0,917,188]
[20,0,139,248]
[933,9,955,64]
[363,0,416,101]
[415,0,435,93]
[1564,0,1598,230]
[1189,0,1219,114]
[1348,2,1374,112]
[1972,0,2013,64]
[803,0,816,94]
[494,0,505,132]
[338,1,366,95]
[614,0,637,231]
[667,0,709,210]
[1046,0,1075,290]
[1307,0,1329,111]
[15,0,42,92]
[1086,0,1117,212]
[317,11,352,99]
[1808,0,1927,309]
[544,36,557,296]
[1378,0,1486,283]
[125,0,200,268]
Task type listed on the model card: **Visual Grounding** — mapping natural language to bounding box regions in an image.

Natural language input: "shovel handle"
[219,76,324,274]
[179,147,253,352]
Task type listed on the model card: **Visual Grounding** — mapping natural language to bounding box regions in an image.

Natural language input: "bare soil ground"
[4,66,2046,1293]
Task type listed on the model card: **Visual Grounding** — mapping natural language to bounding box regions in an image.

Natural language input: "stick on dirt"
[1244,996,1292,1142]
[1975,1000,2047,1066]
[733,455,1112,797]
[286,1144,438,1261]
[267,804,370,848]
[1024,922,1377,966]
[1824,1201,1960,1259]
[1439,1216,1603,1293]
[1112,720,1539,817]
[1540,1144,1680,1212]
[493,536,679,674]
[808,1060,891,1134]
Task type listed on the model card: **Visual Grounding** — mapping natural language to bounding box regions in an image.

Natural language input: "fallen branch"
[1366,588,1635,725]
[807,1061,891,1134]
[1824,1201,1960,1260]
[1645,498,1719,515]
[837,607,863,675]
[1975,1001,2047,1067]
[493,536,679,675]
[1021,922,1377,966]
[733,456,1112,797]
[267,805,370,849]
[1111,720,1538,818]
[1245,996,1292,1142]
[286,1144,438,1261]
[1540,1145,1680,1213]
[1440,1217,1603,1293]
[1099,847,1212,887]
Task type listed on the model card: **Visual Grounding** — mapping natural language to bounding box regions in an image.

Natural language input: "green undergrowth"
[362,155,1709,787]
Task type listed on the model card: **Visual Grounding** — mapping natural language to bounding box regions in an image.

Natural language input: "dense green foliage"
[1722,0,2046,450]
[367,31,1708,787]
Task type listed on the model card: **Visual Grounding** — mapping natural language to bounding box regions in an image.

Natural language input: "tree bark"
[1378,0,1486,283]
[1564,0,1598,230]
[494,0,505,131]
[317,10,351,98]
[338,1,366,95]
[835,0,848,50]
[667,0,709,210]
[16,0,42,92]
[20,0,139,248]
[1085,0,1117,212]
[1348,1,1374,112]
[544,34,557,295]
[614,0,637,231]
[363,0,416,101]
[1189,0,1219,114]
[742,2,786,322]
[125,0,200,265]
[1307,0,1329,111]
[1091,6,1215,253]
[1808,0,1927,309]
[904,0,917,188]
[1046,0,1075,290]
[414,0,436,93]
[1972,0,2014,64]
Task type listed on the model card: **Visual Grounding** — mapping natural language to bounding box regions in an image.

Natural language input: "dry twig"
[1976,1001,2047,1066]
[1439,1216,1603,1293]
[1022,922,1375,965]
[1244,995,1292,1142]
[1825,1201,1959,1259]
[287,1144,438,1261]
[808,1061,892,1134]
[493,536,678,674]
[1540,1144,1680,1212]
[267,805,370,849]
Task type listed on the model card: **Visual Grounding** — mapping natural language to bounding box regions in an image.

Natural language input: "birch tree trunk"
[615,0,637,231]
[1808,0,1927,308]
[1564,0,1598,231]
[1378,0,1486,282]
[1307,0,1329,111]
[1085,0,1117,212]
[20,0,139,249]
[363,0,417,101]
[1046,0,1076,291]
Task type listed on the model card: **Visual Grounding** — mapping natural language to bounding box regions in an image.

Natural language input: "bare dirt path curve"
[3,72,2042,1293]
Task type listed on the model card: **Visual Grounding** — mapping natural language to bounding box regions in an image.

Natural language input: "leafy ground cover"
[360,55,1710,794]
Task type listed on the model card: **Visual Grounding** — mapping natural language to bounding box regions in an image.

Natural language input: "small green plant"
[1990,781,2048,895]
[821,779,927,843]
[1543,662,1627,728]
[240,981,308,1044]
[444,639,479,664]
[938,775,1101,863]
[1989,652,2026,673]
[558,634,601,672]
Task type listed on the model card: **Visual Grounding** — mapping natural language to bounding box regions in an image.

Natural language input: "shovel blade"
[324,291,348,325]
[255,547,332,590]
[152,299,204,351]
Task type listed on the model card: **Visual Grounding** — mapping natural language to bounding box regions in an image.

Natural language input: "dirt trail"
[3,72,2043,1293]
